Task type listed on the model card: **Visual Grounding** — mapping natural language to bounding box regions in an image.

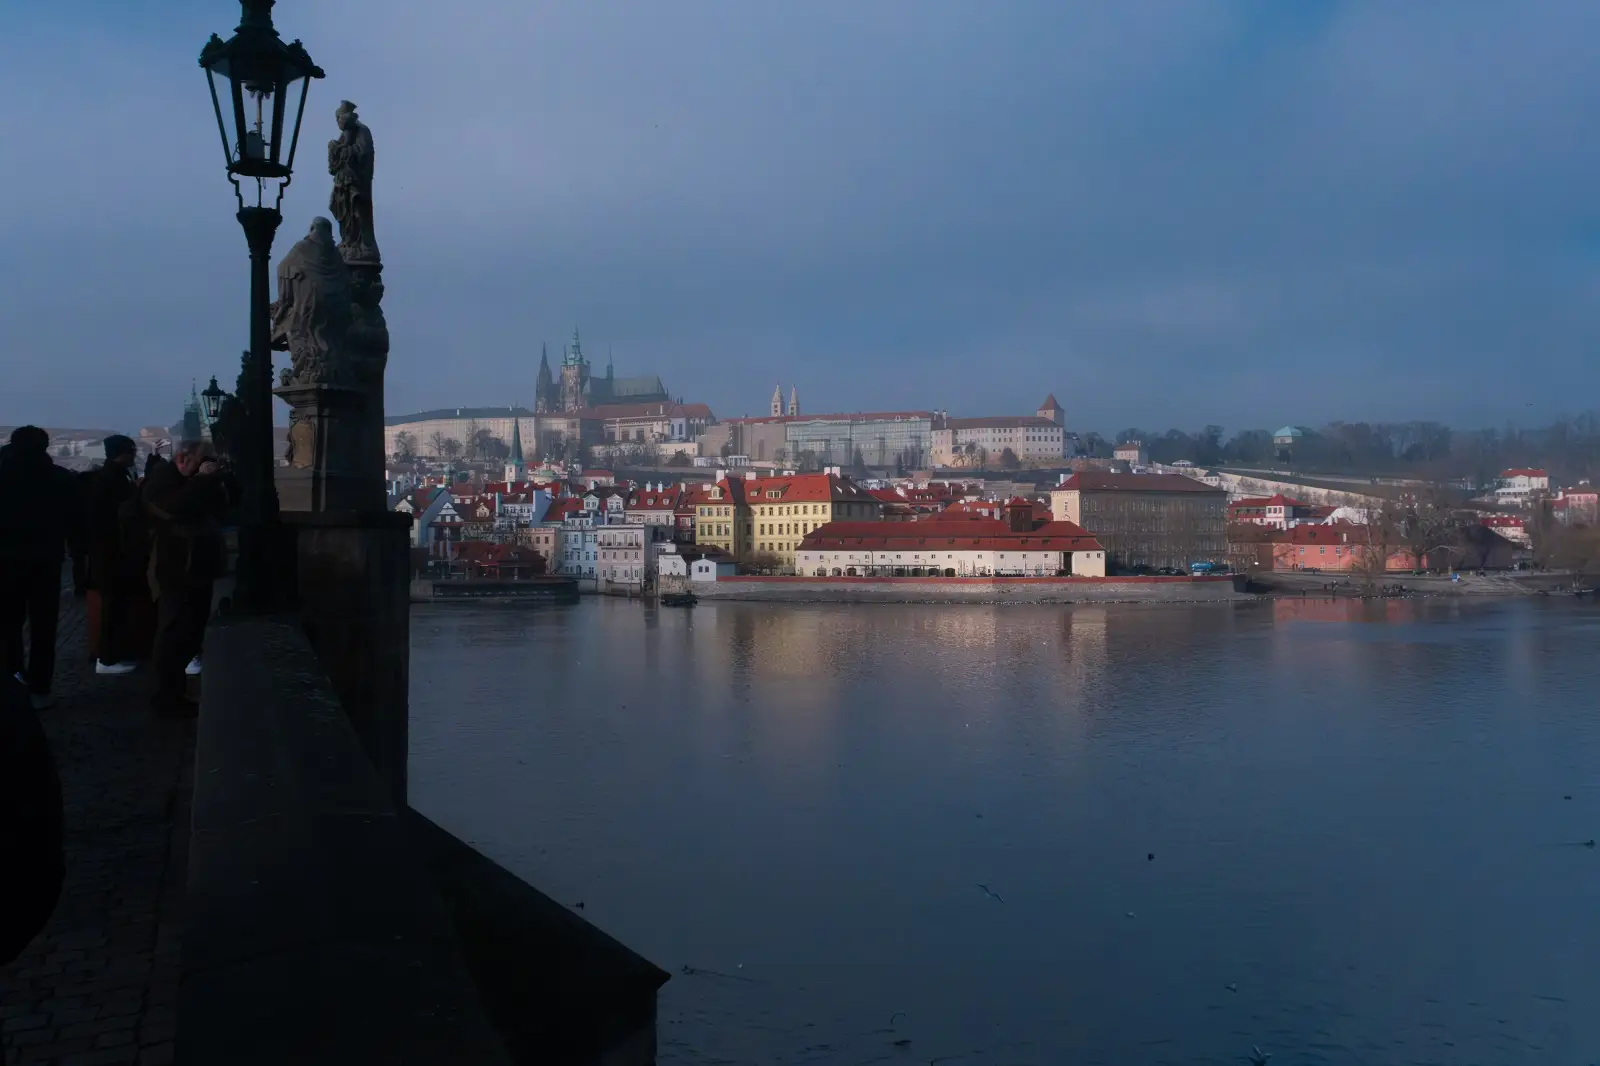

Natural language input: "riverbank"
[1250,569,1590,598]
[679,575,1249,605]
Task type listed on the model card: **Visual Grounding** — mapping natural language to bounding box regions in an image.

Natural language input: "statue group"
[269,102,390,503]
[271,100,386,390]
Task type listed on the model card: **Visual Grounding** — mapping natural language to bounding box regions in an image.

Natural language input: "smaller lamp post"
[199,0,324,610]
[200,375,227,432]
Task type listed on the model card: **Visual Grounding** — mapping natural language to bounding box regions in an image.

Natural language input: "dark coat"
[86,461,142,591]
[0,674,65,964]
[141,458,232,597]
[0,446,86,566]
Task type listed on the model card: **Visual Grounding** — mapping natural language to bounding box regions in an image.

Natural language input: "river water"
[410,597,1600,1066]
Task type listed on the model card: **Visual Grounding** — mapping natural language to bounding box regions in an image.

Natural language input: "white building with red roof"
[1496,468,1550,505]
[1227,493,1318,530]
[930,396,1068,468]
[1479,514,1531,547]
[797,518,1105,577]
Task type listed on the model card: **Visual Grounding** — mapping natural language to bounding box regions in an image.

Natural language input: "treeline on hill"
[1095,413,1600,485]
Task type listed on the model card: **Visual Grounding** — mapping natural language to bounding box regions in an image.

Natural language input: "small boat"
[660,592,698,608]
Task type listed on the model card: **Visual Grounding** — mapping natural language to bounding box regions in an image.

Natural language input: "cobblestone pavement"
[1,594,194,1066]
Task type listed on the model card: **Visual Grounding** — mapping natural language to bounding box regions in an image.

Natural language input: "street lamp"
[199,0,324,610]
[200,376,227,430]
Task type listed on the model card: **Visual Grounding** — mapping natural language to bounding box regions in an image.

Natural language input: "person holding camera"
[141,441,233,719]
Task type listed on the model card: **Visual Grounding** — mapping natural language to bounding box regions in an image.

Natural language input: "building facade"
[786,413,934,469]
[741,472,881,568]
[1050,472,1228,571]
[932,416,1067,467]
[597,524,647,588]
[1112,441,1148,466]
[796,519,1106,577]
[693,479,751,560]
[1495,468,1550,506]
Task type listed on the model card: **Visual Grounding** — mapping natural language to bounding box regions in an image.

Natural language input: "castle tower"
[788,385,799,417]
[771,382,783,418]
[1036,393,1064,427]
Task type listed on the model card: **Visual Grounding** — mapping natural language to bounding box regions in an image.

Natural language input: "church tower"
[560,327,589,412]
[505,416,527,483]
[771,382,783,418]
[535,342,555,413]
[788,385,799,417]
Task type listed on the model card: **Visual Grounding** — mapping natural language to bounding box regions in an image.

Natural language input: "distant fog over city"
[4,2,1599,429]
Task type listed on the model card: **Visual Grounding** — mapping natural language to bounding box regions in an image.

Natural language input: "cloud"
[1,0,1597,433]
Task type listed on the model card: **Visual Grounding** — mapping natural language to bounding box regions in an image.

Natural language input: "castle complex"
[535,328,670,414]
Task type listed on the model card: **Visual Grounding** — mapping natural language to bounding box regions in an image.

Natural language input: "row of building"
[394,461,1255,588]
[382,332,1079,471]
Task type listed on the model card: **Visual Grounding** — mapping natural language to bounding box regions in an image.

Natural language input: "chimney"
[1007,501,1032,532]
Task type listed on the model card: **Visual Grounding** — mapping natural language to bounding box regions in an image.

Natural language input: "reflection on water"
[410,598,1600,1066]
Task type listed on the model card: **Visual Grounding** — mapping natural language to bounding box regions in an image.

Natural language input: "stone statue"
[328,101,377,261]
[270,217,353,386]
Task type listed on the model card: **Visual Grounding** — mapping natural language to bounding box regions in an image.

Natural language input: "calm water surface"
[410,597,1600,1066]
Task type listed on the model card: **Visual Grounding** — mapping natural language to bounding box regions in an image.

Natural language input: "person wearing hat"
[86,435,146,675]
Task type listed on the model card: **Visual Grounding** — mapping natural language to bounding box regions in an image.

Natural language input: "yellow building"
[692,479,750,559]
[743,472,880,569]
[692,472,882,568]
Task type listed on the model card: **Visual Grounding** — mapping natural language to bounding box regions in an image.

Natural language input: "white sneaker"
[96,660,139,676]
[185,656,203,677]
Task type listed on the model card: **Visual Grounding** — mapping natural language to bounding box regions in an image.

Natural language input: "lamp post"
[200,375,227,432]
[199,0,323,611]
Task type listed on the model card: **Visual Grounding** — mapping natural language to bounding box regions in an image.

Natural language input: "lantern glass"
[201,377,227,421]
[199,6,323,206]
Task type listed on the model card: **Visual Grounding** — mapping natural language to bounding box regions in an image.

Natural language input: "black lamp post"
[199,1,323,610]
[200,375,227,431]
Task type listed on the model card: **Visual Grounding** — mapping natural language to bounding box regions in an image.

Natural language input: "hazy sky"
[3,1,1598,434]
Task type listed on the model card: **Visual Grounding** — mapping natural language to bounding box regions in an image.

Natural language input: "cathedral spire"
[771,381,783,418]
[788,385,799,417]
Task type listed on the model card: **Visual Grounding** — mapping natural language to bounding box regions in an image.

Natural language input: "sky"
[2,1,1598,435]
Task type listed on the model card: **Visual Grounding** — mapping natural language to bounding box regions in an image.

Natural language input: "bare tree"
[999,447,1020,470]
[1351,500,1405,585]
[427,430,448,458]
[393,431,417,461]
[439,437,463,461]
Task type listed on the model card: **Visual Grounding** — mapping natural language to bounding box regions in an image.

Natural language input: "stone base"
[273,382,384,514]
[281,510,414,805]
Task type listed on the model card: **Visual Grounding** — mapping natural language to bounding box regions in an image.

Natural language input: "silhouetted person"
[0,426,86,710]
[0,672,65,992]
[142,442,231,718]
[87,435,147,675]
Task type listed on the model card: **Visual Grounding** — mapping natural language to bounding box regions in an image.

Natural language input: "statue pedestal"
[272,381,383,514]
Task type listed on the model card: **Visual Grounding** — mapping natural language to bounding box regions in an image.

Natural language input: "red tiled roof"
[740,473,874,503]
[1501,468,1548,478]
[1037,394,1062,412]
[627,487,683,511]
[800,518,1102,552]
[1056,472,1222,494]
[544,498,585,519]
